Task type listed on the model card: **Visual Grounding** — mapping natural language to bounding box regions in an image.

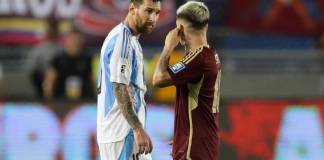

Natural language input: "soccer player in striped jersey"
[153,1,221,160]
[97,0,161,159]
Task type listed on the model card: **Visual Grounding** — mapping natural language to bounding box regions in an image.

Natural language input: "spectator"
[317,33,324,67]
[43,28,95,100]
[25,20,62,98]
[318,33,324,95]
[320,34,324,53]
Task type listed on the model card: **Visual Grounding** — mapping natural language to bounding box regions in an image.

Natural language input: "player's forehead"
[140,0,161,11]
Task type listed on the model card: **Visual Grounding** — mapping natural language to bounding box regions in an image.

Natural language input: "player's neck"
[123,15,140,36]
[186,34,208,52]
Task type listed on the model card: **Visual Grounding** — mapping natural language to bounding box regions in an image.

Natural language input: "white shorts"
[98,131,152,160]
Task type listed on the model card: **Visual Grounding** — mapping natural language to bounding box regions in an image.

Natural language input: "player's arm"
[153,28,181,88]
[108,30,152,154]
[152,47,173,87]
[113,82,153,154]
[44,56,60,99]
[113,82,142,129]
[43,67,57,99]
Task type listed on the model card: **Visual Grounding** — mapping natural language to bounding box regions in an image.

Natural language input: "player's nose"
[148,13,158,22]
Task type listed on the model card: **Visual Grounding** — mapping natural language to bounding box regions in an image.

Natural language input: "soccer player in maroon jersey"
[153,1,221,160]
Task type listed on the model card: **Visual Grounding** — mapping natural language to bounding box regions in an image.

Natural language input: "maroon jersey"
[167,47,221,160]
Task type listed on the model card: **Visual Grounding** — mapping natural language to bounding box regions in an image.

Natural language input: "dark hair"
[47,20,59,40]
[131,0,162,6]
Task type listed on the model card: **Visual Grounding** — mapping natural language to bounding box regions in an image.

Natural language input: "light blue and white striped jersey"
[97,23,147,143]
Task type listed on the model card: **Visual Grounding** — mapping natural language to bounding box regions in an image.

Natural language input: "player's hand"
[134,127,153,155]
[164,27,181,51]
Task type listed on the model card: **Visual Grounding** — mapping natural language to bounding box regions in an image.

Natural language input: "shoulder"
[108,23,132,39]
[181,47,204,65]
[102,24,132,49]
[201,47,221,72]
[202,47,220,62]
[202,47,216,55]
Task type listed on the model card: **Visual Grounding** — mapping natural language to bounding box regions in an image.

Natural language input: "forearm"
[153,48,173,87]
[43,68,56,99]
[113,83,143,129]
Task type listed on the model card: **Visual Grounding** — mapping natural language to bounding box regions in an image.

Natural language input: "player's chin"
[143,26,154,34]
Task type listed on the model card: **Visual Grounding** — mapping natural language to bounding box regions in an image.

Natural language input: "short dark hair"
[131,0,162,6]
[47,20,59,40]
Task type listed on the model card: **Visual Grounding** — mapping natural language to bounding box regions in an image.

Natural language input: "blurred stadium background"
[0,0,324,159]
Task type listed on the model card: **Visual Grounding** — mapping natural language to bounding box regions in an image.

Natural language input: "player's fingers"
[135,153,140,160]
[146,145,152,154]
[144,146,148,155]
[144,143,150,154]
[138,144,145,154]
[137,144,141,154]
[169,28,179,35]
[148,139,153,153]
[142,141,148,154]
[174,28,180,35]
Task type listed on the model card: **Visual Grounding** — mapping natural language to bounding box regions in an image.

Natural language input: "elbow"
[152,75,162,88]
[152,73,167,88]
[153,71,172,88]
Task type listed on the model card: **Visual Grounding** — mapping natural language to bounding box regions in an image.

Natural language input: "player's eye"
[145,9,153,14]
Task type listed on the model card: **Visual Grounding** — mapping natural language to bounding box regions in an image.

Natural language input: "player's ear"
[180,25,184,33]
[129,3,136,15]
[179,25,185,37]
[177,25,183,36]
[204,24,208,32]
[178,24,186,46]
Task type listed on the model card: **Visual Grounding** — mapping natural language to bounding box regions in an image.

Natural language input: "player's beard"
[135,13,154,34]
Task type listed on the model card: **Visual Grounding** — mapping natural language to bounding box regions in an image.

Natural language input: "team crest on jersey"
[121,64,126,73]
[170,62,185,74]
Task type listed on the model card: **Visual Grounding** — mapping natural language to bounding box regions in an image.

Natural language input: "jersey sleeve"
[167,51,203,86]
[108,29,133,85]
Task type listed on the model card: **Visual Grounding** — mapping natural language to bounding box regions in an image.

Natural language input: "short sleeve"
[108,29,133,85]
[167,50,204,86]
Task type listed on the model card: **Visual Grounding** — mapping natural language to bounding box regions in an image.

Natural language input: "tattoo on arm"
[113,83,143,129]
